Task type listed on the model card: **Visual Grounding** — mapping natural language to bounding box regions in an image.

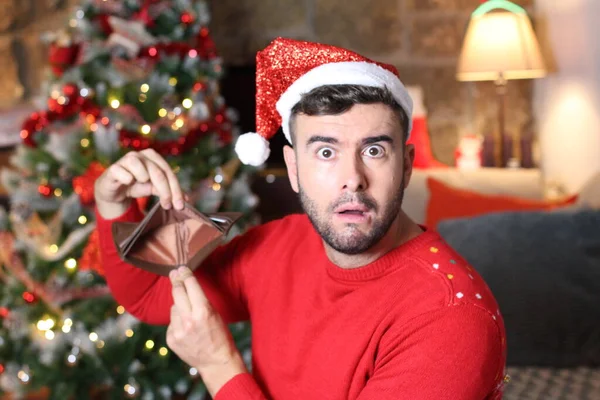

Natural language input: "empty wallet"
[112,201,242,276]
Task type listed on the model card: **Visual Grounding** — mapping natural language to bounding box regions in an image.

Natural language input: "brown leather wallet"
[112,201,242,276]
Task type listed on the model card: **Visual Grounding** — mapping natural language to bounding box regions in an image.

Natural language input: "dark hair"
[289,85,409,145]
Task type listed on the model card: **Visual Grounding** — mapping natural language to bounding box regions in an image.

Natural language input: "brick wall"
[0,0,537,165]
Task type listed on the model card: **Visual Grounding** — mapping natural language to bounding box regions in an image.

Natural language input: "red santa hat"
[234,37,414,166]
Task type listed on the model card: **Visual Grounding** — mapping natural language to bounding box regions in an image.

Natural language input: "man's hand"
[94,148,185,219]
[167,267,247,396]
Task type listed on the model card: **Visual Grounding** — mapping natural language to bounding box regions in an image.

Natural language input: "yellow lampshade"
[457,2,546,82]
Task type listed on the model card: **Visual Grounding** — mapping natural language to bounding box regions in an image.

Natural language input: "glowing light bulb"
[140,125,151,135]
[64,258,77,270]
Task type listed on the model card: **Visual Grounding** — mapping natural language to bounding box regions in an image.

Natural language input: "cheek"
[297,160,337,200]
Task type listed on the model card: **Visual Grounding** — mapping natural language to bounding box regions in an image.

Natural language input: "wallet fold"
[112,201,242,276]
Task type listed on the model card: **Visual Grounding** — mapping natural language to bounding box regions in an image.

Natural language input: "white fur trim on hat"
[235,132,271,166]
[275,61,414,144]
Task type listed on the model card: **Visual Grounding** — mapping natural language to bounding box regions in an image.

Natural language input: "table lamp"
[457,0,546,167]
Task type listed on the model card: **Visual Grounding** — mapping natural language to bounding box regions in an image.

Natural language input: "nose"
[340,153,368,193]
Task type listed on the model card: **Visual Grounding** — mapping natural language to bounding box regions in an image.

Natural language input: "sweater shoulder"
[404,232,503,322]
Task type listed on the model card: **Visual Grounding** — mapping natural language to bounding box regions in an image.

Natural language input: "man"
[94,38,507,399]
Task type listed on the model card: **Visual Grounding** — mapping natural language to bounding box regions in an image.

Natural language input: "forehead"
[293,103,403,143]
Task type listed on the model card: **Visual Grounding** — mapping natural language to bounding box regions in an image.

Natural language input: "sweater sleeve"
[95,201,252,325]
[213,373,268,400]
[357,304,505,400]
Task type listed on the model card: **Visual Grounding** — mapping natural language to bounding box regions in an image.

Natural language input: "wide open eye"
[316,147,336,160]
[363,145,385,158]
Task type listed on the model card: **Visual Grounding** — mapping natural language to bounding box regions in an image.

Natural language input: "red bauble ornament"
[48,43,80,77]
[181,12,193,24]
[22,292,35,303]
[38,184,52,197]
[72,162,106,205]
[0,307,9,318]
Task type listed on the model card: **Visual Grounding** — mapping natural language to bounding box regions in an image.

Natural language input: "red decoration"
[0,364,4,374]
[181,12,193,24]
[196,28,218,59]
[72,162,106,205]
[95,14,113,36]
[22,292,35,303]
[0,307,9,318]
[20,83,102,148]
[38,184,53,197]
[48,43,80,77]
[78,229,104,276]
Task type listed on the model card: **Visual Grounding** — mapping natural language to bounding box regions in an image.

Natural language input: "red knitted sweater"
[96,202,507,399]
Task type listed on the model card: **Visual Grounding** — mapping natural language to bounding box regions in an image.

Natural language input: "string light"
[89,332,98,342]
[182,98,193,109]
[48,244,58,253]
[80,88,89,97]
[62,318,73,333]
[80,138,90,147]
[45,330,55,340]
[78,215,87,224]
[140,83,149,93]
[64,258,77,270]
[110,99,120,109]
[125,329,134,338]
[139,94,147,103]
[66,354,77,365]
[37,317,55,331]
[57,96,67,105]
[145,340,155,350]
[189,367,198,376]
[18,370,30,383]
[214,174,223,184]
[116,305,125,315]
[54,188,62,197]
[174,118,184,129]
[140,125,151,135]
[89,123,98,132]
[212,183,221,191]
[159,347,168,356]
[169,77,178,86]
[97,340,105,349]
[158,108,167,117]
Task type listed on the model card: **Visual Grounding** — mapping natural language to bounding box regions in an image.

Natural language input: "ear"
[403,143,415,189]
[283,145,299,193]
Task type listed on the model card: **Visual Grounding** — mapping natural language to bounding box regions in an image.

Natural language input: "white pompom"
[234,132,271,166]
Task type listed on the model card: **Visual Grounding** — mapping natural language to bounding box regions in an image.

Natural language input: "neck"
[324,211,423,269]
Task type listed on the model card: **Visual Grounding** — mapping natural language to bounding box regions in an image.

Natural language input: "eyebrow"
[361,135,394,146]
[306,135,338,146]
[305,134,395,147]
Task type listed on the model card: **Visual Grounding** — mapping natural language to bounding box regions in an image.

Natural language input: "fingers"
[178,267,210,314]
[141,149,185,210]
[145,160,173,209]
[170,269,192,315]
[106,164,135,186]
[120,153,151,185]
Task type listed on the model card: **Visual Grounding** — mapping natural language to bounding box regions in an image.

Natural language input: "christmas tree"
[0,0,258,398]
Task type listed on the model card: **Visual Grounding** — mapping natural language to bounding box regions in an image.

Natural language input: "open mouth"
[335,203,370,213]
[337,210,365,215]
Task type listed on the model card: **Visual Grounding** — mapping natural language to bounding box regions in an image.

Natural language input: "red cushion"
[425,177,578,229]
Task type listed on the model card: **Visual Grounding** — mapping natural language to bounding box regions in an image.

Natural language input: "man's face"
[283,103,414,255]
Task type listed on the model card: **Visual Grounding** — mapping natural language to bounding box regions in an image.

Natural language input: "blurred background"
[0,0,599,399]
